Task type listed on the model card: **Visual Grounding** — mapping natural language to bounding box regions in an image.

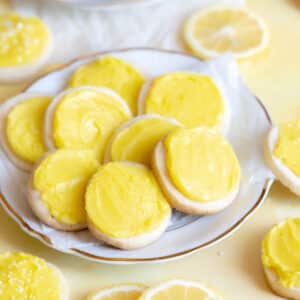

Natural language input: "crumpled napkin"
[12,0,245,63]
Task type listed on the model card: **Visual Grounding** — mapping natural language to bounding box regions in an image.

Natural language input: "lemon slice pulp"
[88,284,146,300]
[139,279,223,300]
[184,6,269,59]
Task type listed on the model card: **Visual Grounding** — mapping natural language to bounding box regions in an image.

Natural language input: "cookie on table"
[262,218,300,300]
[0,252,68,300]
[0,13,53,82]
[265,120,300,195]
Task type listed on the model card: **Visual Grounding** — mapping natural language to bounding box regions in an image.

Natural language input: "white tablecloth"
[12,0,244,63]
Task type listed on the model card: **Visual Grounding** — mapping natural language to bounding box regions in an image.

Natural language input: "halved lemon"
[139,279,223,300]
[184,6,269,59]
[88,283,146,300]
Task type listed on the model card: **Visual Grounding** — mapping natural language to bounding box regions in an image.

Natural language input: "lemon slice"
[88,284,146,300]
[139,279,223,300]
[68,56,144,114]
[0,252,68,300]
[184,6,269,59]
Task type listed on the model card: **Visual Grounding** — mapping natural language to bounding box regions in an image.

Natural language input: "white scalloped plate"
[0,48,274,264]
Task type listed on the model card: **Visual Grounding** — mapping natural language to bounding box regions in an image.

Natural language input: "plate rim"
[0,47,274,264]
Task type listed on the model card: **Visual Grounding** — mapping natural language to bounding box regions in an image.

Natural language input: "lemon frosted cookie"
[28,149,99,231]
[265,121,300,195]
[0,252,68,300]
[153,127,240,215]
[86,162,171,250]
[68,56,144,114]
[262,219,300,299]
[105,114,181,166]
[88,283,146,300]
[44,87,131,162]
[184,6,269,59]
[139,279,223,300]
[0,93,51,171]
[0,13,53,82]
[139,72,228,131]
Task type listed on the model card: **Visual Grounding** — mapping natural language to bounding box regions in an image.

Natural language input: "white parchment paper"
[12,0,244,63]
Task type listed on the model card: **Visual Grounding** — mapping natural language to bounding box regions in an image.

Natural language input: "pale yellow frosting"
[0,252,62,300]
[262,218,300,288]
[109,116,180,165]
[0,13,50,66]
[164,128,240,202]
[68,56,144,114]
[273,121,300,177]
[6,95,51,163]
[33,149,99,225]
[86,162,171,238]
[144,72,225,128]
[52,88,131,161]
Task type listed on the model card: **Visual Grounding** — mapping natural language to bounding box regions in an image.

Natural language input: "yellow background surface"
[0,0,299,299]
